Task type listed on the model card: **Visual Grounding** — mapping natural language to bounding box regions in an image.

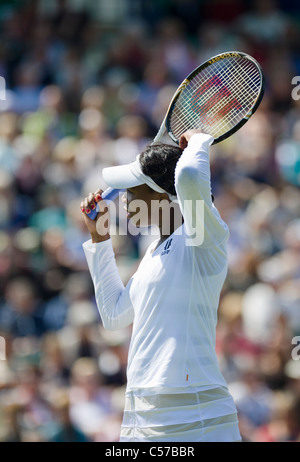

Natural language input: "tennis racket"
[154,50,264,144]
[87,51,264,219]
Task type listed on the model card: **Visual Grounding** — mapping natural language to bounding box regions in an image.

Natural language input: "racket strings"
[170,56,262,140]
[204,59,260,134]
[176,59,259,129]
[173,62,259,137]
[175,60,258,134]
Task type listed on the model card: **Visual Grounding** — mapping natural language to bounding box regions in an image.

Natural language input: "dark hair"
[139,143,183,196]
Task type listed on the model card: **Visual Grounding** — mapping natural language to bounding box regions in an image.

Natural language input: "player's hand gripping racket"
[87,51,264,219]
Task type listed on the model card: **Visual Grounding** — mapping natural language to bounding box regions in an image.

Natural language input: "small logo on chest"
[161,238,173,256]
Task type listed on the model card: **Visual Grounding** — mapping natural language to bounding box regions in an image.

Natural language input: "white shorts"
[119,387,241,442]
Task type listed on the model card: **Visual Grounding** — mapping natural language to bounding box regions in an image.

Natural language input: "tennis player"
[81,129,242,442]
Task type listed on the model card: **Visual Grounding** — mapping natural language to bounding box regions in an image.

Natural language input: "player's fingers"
[88,192,95,202]
[82,194,94,214]
[83,196,91,214]
[94,189,103,202]
[87,192,97,211]
[80,189,105,215]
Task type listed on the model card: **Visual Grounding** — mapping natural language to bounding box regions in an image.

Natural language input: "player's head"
[102,143,182,201]
[102,142,214,206]
[139,143,183,197]
[102,143,183,228]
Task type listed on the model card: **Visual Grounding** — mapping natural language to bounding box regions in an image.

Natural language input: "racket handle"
[86,187,124,220]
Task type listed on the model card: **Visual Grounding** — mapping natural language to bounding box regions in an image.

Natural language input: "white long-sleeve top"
[83,133,230,393]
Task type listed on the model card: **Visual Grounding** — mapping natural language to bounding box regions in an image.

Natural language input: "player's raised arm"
[175,130,229,247]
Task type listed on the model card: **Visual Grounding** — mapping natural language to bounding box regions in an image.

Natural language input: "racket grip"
[86,187,124,220]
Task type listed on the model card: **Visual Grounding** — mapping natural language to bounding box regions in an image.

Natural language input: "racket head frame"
[164,51,265,145]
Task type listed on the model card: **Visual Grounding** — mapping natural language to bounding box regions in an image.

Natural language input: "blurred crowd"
[0,0,300,442]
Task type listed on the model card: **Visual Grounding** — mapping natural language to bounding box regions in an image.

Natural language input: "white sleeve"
[82,239,134,330]
[174,133,229,248]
